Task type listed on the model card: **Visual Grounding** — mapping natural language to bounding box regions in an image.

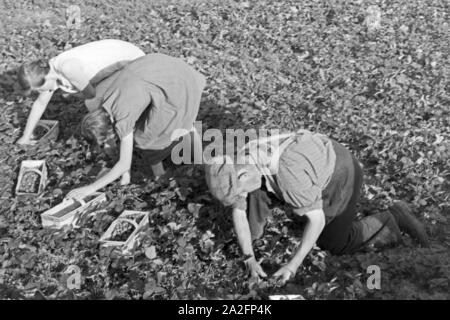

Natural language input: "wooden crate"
[33,120,59,143]
[41,192,107,229]
[15,160,47,196]
[99,210,149,253]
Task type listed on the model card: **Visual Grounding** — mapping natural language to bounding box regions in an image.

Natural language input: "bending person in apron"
[205,130,429,284]
[16,39,145,145]
[66,53,206,200]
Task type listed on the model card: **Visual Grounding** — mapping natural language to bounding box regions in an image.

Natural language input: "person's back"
[100,53,206,150]
[74,53,207,195]
[122,53,206,107]
[51,39,145,85]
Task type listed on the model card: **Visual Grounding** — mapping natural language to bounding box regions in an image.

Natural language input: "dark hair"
[80,108,115,147]
[17,60,50,91]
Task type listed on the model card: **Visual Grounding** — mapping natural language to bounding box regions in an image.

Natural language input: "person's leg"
[151,162,165,178]
[317,143,427,254]
[140,149,167,178]
[120,170,131,185]
[142,129,203,178]
[318,154,402,254]
[320,166,428,254]
[317,184,363,254]
[141,139,182,178]
[389,201,429,246]
[317,143,364,254]
[350,210,402,252]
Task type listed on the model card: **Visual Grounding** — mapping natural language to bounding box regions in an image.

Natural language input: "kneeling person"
[205,130,429,283]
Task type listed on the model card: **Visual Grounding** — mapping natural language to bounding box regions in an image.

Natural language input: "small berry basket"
[99,210,149,253]
[15,160,47,196]
[32,120,59,143]
[41,192,107,229]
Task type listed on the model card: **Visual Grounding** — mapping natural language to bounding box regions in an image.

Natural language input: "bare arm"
[232,207,267,278]
[287,208,326,271]
[273,208,325,282]
[232,208,255,256]
[66,132,134,200]
[90,133,133,190]
[18,90,54,144]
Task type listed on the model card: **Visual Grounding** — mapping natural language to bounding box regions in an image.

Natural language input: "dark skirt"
[137,137,182,166]
[316,140,364,254]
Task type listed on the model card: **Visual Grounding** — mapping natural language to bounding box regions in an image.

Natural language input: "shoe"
[389,201,429,247]
[359,211,403,249]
